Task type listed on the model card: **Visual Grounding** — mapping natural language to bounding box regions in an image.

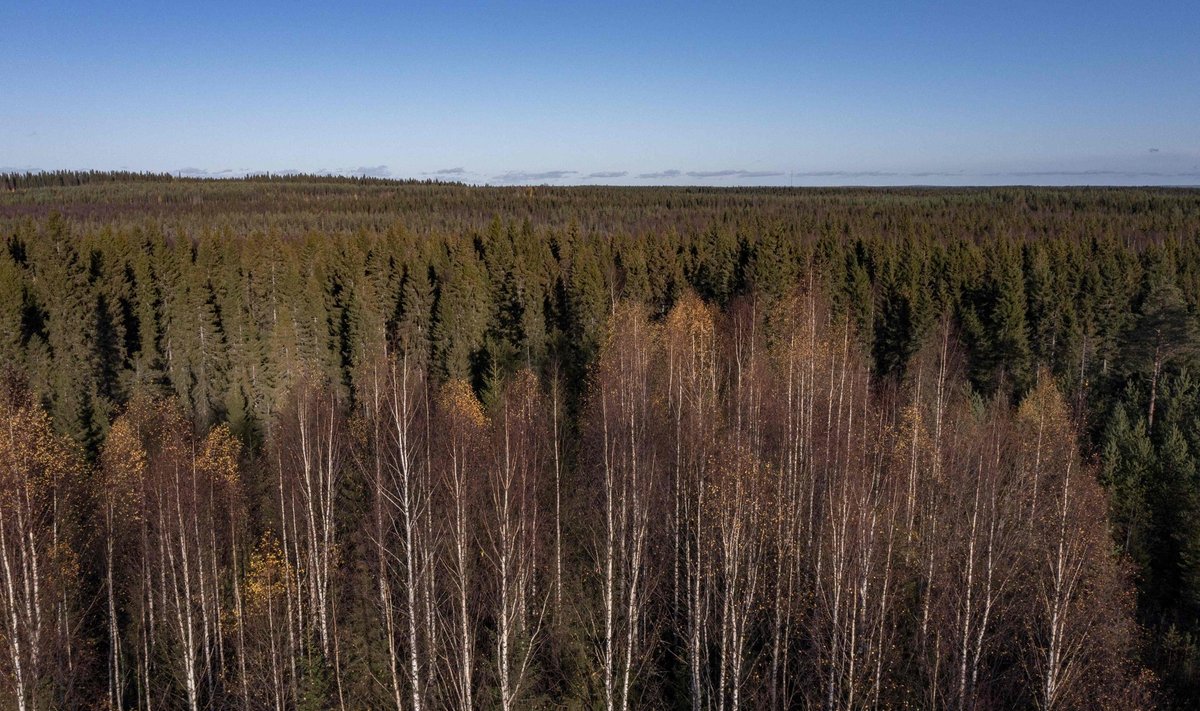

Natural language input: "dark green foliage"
[1,178,1200,706]
[564,228,608,378]
[960,237,1033,396]
[432,237,491,382]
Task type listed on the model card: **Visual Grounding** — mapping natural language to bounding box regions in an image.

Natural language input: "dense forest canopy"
[1,175,1199,709]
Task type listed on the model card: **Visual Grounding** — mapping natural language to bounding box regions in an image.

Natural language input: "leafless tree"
[274,373,349,709]
[432,378,487,710]
[586,302,662,711]
[484,370,551,710]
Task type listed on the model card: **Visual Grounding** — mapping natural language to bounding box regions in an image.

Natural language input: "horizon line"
[4,168,1200,191]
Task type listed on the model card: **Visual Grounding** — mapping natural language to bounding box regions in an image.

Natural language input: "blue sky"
[3,1,1198,185]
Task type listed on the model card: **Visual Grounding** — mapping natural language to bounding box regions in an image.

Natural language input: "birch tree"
[1019,376,1144,710]
[433,378,486,710]
[0,387,85,711]
[485,370,550,710]
[98,412,147,711]
[274,374,348,708]
[587,302,662,711]
[664,292,720,709]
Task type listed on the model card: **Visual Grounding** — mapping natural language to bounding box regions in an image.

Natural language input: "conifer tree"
[565,233,608,379]
[988,238,1034,394]
[0,251,24,368]
[432,239,491,383]
[27,217,105,449]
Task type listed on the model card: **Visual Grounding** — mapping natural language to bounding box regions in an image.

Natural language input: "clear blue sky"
[3,1,1198,185]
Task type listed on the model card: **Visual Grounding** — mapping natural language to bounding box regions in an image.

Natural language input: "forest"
[1,173,1199,709]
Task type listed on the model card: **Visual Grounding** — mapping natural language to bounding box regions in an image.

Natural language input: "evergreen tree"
[564,231,608,379]
[988,238,1034,394]
[1100,404,1154,569]
[0,249,24,368]
[27,216,106,449]
[1123,273,1200,429]
[689,223,739,304]
[432,238,491,383]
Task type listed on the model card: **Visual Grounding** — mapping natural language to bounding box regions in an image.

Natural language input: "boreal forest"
[2,172,1200,710]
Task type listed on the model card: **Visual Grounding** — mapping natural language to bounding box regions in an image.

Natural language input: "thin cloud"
[492,170,577,183]
[352,165,391,178]
[791,170,899,178]
[637,169,682,179]
[11,165,1199,185]
[783,168,1200,181]
[998,170,1200,178]
[686,169,784,179]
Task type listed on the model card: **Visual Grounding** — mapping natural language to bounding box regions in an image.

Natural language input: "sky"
[3,1,1199,186]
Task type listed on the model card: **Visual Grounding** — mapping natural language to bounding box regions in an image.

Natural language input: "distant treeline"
[0,181,1199,708]
[2,169,461,192]
[3,174,1198,243]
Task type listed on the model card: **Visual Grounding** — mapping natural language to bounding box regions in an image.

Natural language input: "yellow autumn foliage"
[0,399,80,508]
[199,423,241,487]
[99,416,147,517]
[438,378,487,430]
[665,291,715,353]
[244,533,291,614]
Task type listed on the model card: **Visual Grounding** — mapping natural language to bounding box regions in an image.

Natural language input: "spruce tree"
[0,250,23,368]
[988,238,1033,395]
[431,238,491,383]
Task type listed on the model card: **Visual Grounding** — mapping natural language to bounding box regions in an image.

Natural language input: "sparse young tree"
[274,374,349,709]
[483,370,551,710]
[433,379,487,710]
[585,302,662,711]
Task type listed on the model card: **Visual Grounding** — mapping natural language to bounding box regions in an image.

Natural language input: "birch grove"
[586,303,661,711]
[274,375,349,708]
[0,288,1151,709]
[484,371,551,710]
[432,379,486,710]
[0,385,84,711]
